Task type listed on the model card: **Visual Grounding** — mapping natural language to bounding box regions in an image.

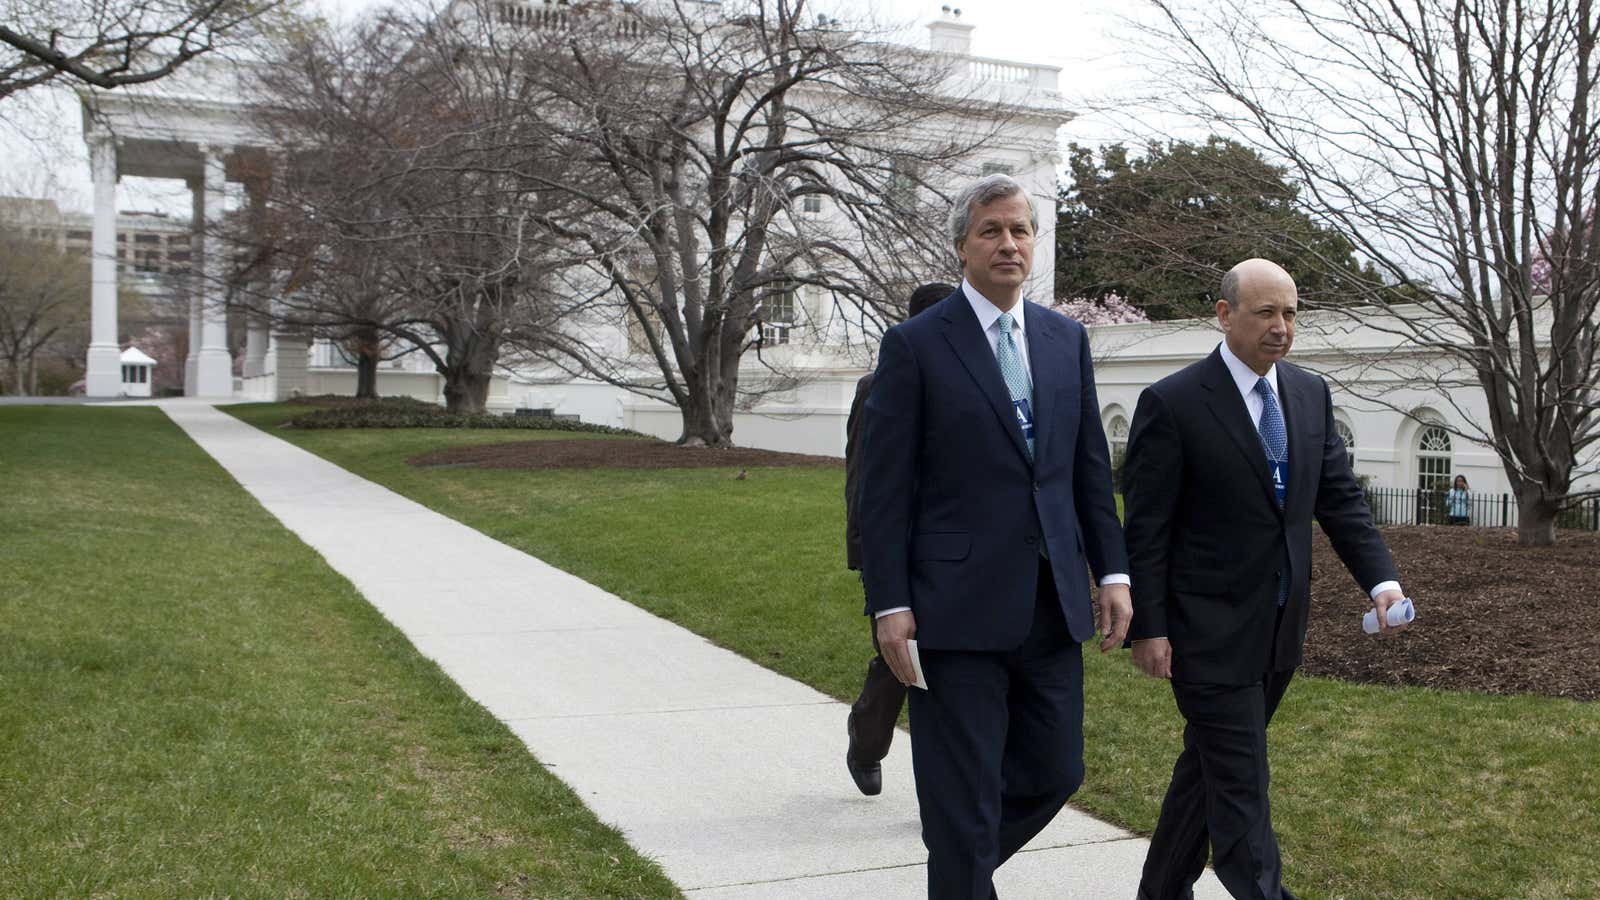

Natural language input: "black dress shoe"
[846,712,883,795]
[846,749,883,796]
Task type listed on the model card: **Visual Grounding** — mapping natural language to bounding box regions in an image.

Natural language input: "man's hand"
[1131,638,1172,679]
[875,610,918,685]
[1096,583,1133,653]
[1372,588,1410,634]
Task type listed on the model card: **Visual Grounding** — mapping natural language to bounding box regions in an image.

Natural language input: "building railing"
[959,55,1059,90]
[1362,486,1600,531]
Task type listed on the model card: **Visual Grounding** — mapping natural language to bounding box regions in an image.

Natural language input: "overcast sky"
[0,0,1165,216]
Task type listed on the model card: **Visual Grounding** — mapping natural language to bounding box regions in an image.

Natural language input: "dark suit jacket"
[857,290,1128,651]
[844,372,872,572]
[1123,348,1398,683]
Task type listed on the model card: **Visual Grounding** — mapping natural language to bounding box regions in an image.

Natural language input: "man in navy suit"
[1123,259,1410,899]
[858,174,1132,898]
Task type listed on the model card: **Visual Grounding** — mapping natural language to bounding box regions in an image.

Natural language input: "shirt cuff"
[1368,581,1402,600]
[874,606,911,618]
[1099,573,1130,587]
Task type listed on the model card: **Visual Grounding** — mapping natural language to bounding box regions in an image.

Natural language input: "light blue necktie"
[1255,376,1289,605]
[995,312,1034,460]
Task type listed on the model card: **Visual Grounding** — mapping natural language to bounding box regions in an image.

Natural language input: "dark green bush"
[281,397,644,436]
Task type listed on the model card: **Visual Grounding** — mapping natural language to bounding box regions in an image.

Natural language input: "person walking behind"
[843,280,954,796]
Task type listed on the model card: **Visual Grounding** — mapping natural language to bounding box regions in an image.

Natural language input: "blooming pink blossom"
[1050,294,1149,325]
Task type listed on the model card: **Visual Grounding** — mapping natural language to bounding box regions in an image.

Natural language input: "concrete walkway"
[162,403,1227,899]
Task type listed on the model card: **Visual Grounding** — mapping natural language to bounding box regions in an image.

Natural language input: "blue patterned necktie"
[1255,376,1289,605]
[1255,377,1288,474]
[995,312,1034,460]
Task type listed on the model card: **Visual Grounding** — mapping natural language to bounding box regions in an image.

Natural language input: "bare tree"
[0,0,285,100]
[492,0,1026,446]
[241,12,573,412]
[1144,0,1600,545]
[0,231,88,394]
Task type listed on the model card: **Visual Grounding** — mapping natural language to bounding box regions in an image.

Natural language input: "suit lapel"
[940,296,1031,463]
[1279,364,1319,513]
[1199,349,1282,516]
[1024,302,1063,463]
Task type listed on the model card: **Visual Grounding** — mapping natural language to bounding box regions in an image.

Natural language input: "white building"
[71,5,1065,418]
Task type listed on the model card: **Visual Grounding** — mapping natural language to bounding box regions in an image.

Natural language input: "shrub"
[282,398,645,436]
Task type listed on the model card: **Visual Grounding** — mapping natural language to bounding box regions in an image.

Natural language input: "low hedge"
[281,398,644,436]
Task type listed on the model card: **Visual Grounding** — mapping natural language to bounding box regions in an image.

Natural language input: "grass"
[224,401,1600,899]
[0,406,678,898]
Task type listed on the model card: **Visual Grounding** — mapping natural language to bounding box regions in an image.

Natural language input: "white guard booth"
[119,346,156,397]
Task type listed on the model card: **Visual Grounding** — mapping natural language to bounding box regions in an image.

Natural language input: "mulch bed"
[406,438,1597,701]
[1304,526,1600,701]
[406,438,843,470]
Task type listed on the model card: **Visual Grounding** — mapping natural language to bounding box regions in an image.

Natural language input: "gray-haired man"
[858,174,1131,897]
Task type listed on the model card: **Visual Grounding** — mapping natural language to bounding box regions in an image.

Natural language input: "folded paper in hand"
[1362,597,1416,634]
[905,638,930,690]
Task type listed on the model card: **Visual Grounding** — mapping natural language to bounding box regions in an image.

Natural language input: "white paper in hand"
[905,638,930,690]
[1362,597,1416,634]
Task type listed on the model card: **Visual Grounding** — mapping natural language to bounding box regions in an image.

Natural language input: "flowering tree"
[1051,294,1149,326]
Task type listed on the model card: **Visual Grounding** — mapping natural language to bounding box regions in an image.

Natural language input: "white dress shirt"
[874,281,1129,619]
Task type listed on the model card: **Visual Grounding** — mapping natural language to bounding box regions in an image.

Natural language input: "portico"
[77,64,300,399]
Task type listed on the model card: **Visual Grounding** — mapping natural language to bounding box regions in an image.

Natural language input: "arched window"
[1333,418,1356,471]
[1416,425,1453,524]
[1108,414,1129,490]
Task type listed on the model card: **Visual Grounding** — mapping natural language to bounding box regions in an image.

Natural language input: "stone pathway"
[161,402,1227,899]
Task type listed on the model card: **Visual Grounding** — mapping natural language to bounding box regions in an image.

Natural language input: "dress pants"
[849,621,908,765]
[1138,615,1298,900]
[908,557,1084,900]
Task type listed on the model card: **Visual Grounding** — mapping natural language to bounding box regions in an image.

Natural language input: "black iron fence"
[1363,487,1600,531]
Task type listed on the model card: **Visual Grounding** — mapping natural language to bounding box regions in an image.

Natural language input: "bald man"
[1122,259,1410,900]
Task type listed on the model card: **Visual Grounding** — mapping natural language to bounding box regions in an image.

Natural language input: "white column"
[242,175,270,378]
[185,175,201,395]
[193,145,233,398]
[243,317,269,377]
[272,327,310,399]
[83,135,122,397]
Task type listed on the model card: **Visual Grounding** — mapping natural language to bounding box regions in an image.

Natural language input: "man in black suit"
[844,281,954,797]
[1123,258,1411,900]
[858,174,1131,898]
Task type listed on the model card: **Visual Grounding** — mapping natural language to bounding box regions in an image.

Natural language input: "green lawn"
[0,407,678,898]
[226,401,1600,899]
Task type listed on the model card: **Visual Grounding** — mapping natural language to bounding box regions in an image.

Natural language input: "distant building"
[0,196,193,297]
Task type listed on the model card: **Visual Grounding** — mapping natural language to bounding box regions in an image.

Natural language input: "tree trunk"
[349,325,381,399]
[354,352,379,399]
[441,368,492,414]
[676,369,735,447]
[1515,488,1559,547]
[438,330,498,415]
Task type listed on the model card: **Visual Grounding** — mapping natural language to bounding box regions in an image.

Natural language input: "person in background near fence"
[1446,474,1471,526]
[843,280,954,796]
